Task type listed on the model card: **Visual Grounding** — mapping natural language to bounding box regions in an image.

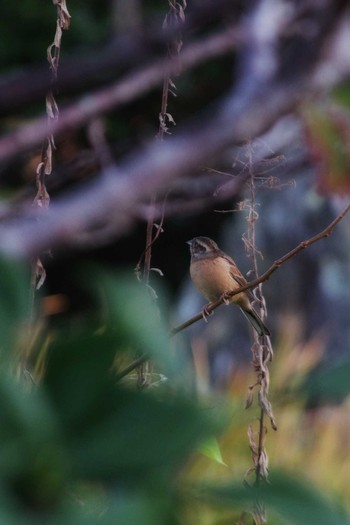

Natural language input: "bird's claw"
[201,304,213,322]
[221,292,231,305]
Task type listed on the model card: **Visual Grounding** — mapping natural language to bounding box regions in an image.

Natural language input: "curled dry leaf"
[43,137,54,175]
[245,385,255,409]
[168,78,177,90]
[53,20,63,48]
[33,185,50,209]
[150,267,164,277]
[153,223,164,233]
[46,93,59,121]
[54,0,71,30]
[258,391,277,431]
[34,258,47,290]
[165,112,176,125]
[252,502,267,525]
[258,448,269,480]
[247,424,258,456]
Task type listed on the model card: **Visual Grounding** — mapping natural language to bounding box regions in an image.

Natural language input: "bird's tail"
[240,308,270,337]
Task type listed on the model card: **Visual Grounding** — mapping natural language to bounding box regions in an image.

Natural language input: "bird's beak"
[186,240,193,246]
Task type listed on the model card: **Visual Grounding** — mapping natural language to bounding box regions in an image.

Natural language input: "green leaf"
[87,270,174,372]
[43,326,225,484]
[43,331,122,433]
[0,375,66,511]
[0,258,30,360]
[69,387,223,483]
[52,492,178,525]
[198,437,227,466]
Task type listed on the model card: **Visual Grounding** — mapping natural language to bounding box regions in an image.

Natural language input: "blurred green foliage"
[303,101,350,194]
[201,472,348,525]
[1,1,350,522]
[333,83,350,110]
[0,261,226,523]
[0,258,348,524]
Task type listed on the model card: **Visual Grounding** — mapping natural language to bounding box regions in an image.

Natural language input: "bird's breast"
[190,257,242,303]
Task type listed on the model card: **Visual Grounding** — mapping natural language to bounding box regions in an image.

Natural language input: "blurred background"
[1,1,350,524]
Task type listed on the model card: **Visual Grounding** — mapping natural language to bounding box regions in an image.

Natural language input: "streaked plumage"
[187,236,270,337]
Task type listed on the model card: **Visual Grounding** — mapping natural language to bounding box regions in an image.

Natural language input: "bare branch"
[115,202,350,381]
[171,202,350,335]
[0,0,348,261]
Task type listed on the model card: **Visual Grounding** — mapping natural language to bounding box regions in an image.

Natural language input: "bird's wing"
[222,254,255,299]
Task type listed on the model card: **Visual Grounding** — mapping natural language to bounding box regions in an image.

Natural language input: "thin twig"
[115,355,148,381]
[135,193,169,277]
[115,203,350,380]
[143,195,156,284]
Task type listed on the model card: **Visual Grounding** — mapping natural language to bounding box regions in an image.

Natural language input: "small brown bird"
[187,236,270,336]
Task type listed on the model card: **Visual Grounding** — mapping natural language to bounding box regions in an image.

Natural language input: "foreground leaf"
[199,471,348,525]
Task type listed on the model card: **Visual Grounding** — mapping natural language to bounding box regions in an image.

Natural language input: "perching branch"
[115,202,350,381]
[171,202,350,335]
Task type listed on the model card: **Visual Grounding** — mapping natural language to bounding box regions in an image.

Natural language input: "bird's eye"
[197,243,208,253]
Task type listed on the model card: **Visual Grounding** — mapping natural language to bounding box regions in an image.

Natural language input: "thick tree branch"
[0,0,348,261]
[0,25,241,162]
[0,79,302,259]
[0,0,240,115]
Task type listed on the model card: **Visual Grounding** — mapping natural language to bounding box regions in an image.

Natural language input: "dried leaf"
[58,0,71,29]
[34,258,47,289]
[247,424,257,455]
[258,391,277,431]
[53,0,71,29]
[46,93,59,120]
[252,501,267,525]
[33,184,50,209]
[153,223,164,233]
[150,267,164,277]
[36,162,45,175]
[54,20,63,48]
[44,140,53,175]
[158,113,171,135]
[165,112,176,125]
[245,386,255,409]
[47,43,55,69]
[258,448,269,479]
[177,5,186,23]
